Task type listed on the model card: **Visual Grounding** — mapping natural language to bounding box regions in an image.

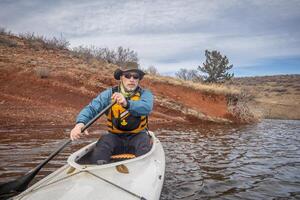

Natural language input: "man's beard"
[121,81,138,92]
[125,85,137,92]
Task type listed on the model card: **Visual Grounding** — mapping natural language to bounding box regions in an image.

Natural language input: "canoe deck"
[13,132,165,200]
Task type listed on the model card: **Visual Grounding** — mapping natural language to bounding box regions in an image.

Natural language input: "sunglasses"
[123,73,140,80]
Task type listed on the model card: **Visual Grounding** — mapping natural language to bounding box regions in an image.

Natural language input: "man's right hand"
[70,123,89,140]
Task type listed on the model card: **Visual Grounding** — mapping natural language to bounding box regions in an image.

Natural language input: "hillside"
[0,32,253,129]
[229,75,300,120]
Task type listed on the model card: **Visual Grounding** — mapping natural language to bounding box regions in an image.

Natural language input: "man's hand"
[70,123,89,140]
[112,92,128,107]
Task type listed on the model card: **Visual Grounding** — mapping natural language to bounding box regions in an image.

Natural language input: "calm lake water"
[0,119,299,199]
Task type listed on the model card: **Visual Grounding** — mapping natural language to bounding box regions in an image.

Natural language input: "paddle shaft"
[37,100,116,171]
[0,101,115,196]
[81,101,115,133]
[31,100,115,177]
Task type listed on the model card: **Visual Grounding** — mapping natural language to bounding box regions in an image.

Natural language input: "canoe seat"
[110,153,136,160]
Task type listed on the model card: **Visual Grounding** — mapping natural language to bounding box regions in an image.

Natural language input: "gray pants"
[90,132,152,163]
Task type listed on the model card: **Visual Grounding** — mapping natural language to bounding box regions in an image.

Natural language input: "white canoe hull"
[13,132,165,200]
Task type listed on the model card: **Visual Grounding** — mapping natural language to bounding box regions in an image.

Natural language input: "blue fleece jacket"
[76,87,153,125]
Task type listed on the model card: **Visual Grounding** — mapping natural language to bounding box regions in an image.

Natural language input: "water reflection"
[0,120,299,199]
[159,120,300,200]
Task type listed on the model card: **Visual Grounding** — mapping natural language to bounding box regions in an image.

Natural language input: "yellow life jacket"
[107,86,148,134]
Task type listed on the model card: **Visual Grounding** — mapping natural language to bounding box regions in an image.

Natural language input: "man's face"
[120,71,140,92]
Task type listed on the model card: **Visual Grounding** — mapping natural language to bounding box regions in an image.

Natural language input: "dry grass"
[228,75,300,119]
[147,74,241,96]
[146,74,259,123]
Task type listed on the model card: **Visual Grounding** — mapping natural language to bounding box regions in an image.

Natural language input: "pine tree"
[198,50,234,83]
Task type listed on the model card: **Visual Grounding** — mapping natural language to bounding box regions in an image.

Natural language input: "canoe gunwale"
[67,131,157,171]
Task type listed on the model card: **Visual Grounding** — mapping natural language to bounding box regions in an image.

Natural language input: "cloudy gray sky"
[1,0,300,76]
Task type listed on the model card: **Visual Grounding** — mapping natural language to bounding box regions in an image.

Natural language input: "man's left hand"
[112,92,128,107]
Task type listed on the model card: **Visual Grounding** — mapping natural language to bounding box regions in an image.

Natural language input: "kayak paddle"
[0,101,115,197]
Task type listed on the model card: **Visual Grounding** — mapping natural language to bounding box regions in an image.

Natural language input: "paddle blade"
[0,171,37,196]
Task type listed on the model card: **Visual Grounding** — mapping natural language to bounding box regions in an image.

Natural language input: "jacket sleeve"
[127,89,153,116]
[76,88,112,124]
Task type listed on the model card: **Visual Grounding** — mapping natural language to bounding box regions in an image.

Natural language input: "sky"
[0,0,300,77]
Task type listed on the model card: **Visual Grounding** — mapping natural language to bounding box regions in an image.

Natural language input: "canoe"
[13,131,165,200]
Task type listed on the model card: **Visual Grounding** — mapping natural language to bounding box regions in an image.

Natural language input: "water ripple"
[159,120,300,200]
[0,120,299,199]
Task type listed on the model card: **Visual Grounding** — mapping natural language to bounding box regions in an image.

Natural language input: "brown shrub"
[227,90,259,123]
[0,36,18,47]
[0,27,12,36]
[19,32,69,50]
[43,36,70,50]
[35,67,50,79]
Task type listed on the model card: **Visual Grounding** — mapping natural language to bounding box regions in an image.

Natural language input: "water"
[0,120,299,199]
[159,120,300,200]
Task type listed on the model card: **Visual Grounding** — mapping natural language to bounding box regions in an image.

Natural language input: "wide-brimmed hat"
[114,62,145,80]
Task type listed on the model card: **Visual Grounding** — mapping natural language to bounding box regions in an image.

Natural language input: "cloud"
[1,0,299,76]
